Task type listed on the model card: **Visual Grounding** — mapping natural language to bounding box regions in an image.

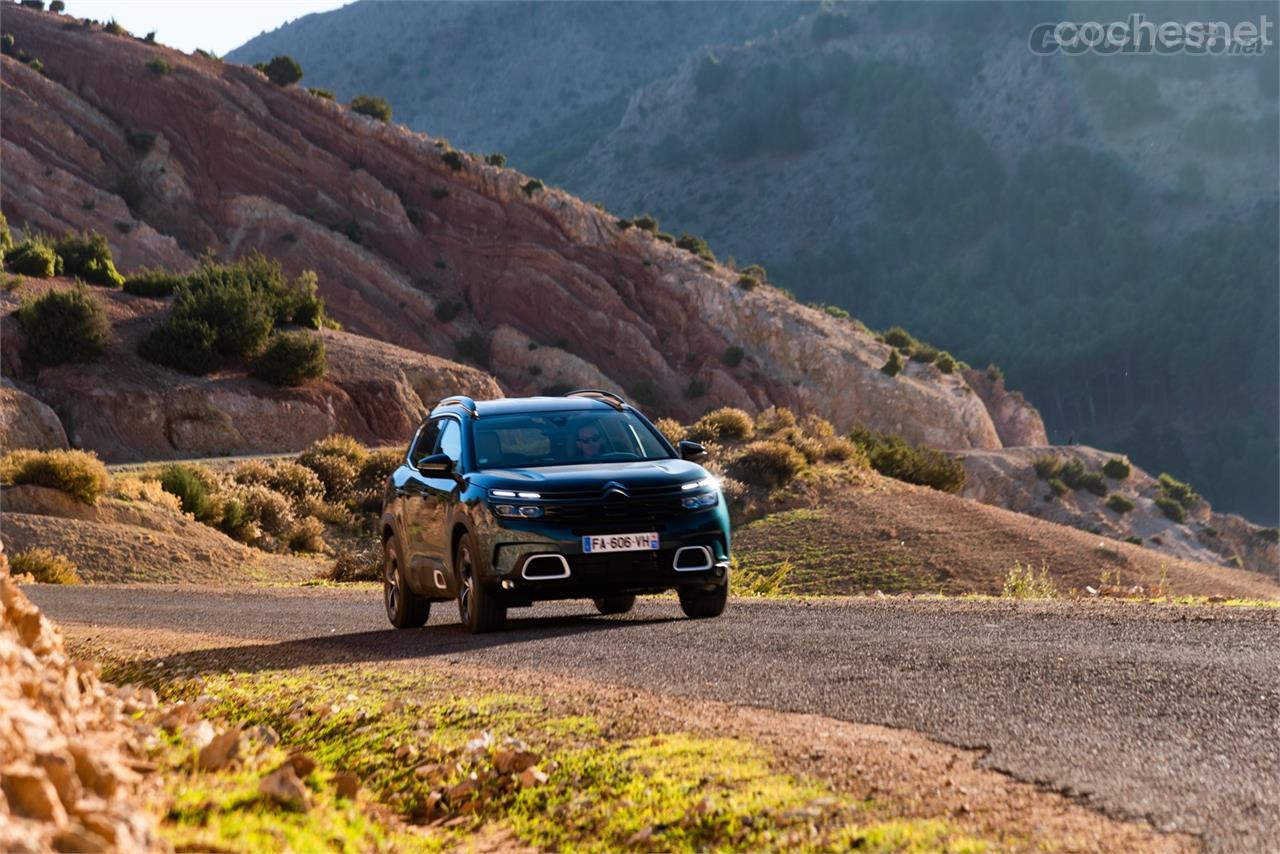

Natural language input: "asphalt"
[28,586,1280,852]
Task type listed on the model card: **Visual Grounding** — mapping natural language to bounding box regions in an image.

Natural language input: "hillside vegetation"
[231,1,1280,523]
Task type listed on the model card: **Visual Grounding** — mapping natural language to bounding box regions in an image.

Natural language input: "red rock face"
[0,7,1033,450]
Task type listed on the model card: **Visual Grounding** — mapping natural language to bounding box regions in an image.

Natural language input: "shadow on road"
[124,611,680,676]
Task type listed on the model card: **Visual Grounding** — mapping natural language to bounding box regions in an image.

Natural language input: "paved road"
[30,586,1280,852]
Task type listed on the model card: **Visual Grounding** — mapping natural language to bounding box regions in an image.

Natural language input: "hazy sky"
[69,1,351,56]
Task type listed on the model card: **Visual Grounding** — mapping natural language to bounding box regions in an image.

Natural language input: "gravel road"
[30,586,1280,852]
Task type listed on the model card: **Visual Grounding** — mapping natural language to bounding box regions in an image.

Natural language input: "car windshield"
[472,409,673,469]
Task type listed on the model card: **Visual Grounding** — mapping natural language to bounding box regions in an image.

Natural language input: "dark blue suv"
[379,390,731,632]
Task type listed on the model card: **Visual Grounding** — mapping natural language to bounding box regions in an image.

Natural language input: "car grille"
[541,496,684,534]
[569,549,673,579]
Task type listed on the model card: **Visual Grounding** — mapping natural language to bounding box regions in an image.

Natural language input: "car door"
[420,417,463,576]
[400,419,440,587]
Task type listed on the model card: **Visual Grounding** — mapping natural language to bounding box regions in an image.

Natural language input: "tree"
[263,55,302,86]
[350,94,391,123]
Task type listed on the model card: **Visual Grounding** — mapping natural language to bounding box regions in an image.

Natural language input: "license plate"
[582,532,660,553]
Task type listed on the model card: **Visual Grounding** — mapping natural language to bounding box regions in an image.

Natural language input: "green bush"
[270,462,326,509]
[1001,562,1056,600]
[0,34,13,56]
[123,267,185,297]
[985,363,1004,384]
[251,331,326,386]
[0,449,110,504]
[10,548,81,584]
[823,305,850,320]
[137,315,219,374]
[455,331,490,368]
[1047,477,1069,497]
[880,349,904,377]
[754,407,797,435]
[0,212,11,253]
[909,343,938,363]
[1155,495,1187,524]
[1032,455,1063,480]
[1157,473,1198,508]
[1102,457,1131,480]
[298,451,358,500]
[849,426,966,493]
[629,380,659,409]
[158,463,215,520]
[935,352,957,374]
[434,300,460,322]
[104,18,124,35]
[722,345,744,368]
[146,58,171,75]
[288,516,325,552]
[683,378,707,399]
[521,179,544,196]
[52,232,124,287]
[442,150,465,171]
[1256,527,1279,544]
[431,187,450,200]
[486,153,506,167]
[26,58,44,74]
[15,287,110,366]
[731,440,806,489]
[308,87,334,100]
[882,326,916,350]
[262,55,302,86]
[688,407,754,442]
[6,238,60,277]
[1105,493,1135,514]
[736,274,760,291]
[675,233,715,262]
[1059,458,1107,496]
[350,94,391,122]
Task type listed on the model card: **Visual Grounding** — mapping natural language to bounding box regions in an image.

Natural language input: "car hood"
[472,459,710,493]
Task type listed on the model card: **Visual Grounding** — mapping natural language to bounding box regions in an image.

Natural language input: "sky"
[68,1,351,57]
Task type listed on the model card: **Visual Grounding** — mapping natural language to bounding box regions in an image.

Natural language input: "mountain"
[0,3,1028,455]
[227,1,1280,523]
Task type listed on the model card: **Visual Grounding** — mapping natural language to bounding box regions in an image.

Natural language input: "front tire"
[384,535,429,629]
[678,581,727,619]
[592,594,636,615]
[456,533,506,633]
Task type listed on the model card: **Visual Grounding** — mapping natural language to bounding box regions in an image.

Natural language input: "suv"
[379,390,731,632]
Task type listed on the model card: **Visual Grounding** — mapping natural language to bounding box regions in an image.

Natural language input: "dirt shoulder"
[67,623,1192,853]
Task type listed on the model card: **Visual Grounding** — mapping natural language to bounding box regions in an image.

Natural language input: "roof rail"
[564,389,626,410]
[438,395,479,418]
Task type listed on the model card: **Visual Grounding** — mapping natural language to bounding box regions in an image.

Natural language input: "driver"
[574,421,606,459]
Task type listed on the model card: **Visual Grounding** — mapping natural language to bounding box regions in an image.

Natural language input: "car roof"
[432,396,627,418]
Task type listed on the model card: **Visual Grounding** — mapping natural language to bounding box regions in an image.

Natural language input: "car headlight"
[492,504,543,518]
[681,492,719,509]
[681,476,720,492]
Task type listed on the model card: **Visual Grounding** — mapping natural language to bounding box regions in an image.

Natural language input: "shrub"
[442,150,465,171]
[1106,493,1135,514]
[521,179,544,196]
[123,267,185,297]
[15,287,110,366]
[688,407,754,442]
[350,94,391,122]
[736,274,760,291]
[849,427,966,493]
[298,453,357,500]
[356,448,402,496]
[1102,457,1131,480]
[308,87,334,100]
[722,345,744,368]
[104,18,124,35]
[434,300,460,323]
[268,462,325,510]
[305,434,367,466]
[486,153,506,167]
[0,449,110,504]
[1155,495,1187,523]
[146,58,171,75]
[730,440,806,489]
[10,548,81,584]
[50,0,65,11]
[740,264,766,280]
[431,186,450,200]
[1125,536,1143,546]
[1059,458,1107,496]
[455,331,490,368]
[1047,477,1069,497]
[683,378,707,399]
[1032,455,1063,480]
[327,540,381,582]
[1157,473,1197,508]
[143,30,155,42]
[217,496,255,542]
[0,212,11,252]
[137,315,219,375]
[6,238,60,277]
[675,233,715,262]
[238,483,295,536]
[0,34,13,56]
[985,363,1004,384]
[882,326,916,351]
[1002,562,1057,599]
[158,463,216,521]
[880,349,904,377]
[111,475,183,512]
[262,55,302,86]
[935,352,957,374]
[823,305,850,320]
[730,558,793,598]
[754,407,797,434]
[652,417,686,446]
[26,58,44,74]
[251,331,326,386]
[910,344,938,363]
[288,516,326,552]
[125,129,156,152]
[1256,527,1279,544]
[629,380,659,408]
[51,231,124,287]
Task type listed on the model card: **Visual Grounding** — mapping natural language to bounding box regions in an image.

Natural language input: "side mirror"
[416,453,454,476]
[678,440,708,461]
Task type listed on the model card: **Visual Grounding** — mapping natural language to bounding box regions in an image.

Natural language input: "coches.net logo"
[1029,13,1274,56]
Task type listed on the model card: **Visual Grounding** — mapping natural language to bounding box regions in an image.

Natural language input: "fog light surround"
[493,504,544,518]
[681,492,719,510]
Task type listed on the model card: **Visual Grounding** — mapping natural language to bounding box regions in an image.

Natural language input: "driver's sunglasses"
[577,433,602,445]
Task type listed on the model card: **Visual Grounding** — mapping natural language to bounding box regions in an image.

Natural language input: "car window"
[410,421,439,464]
[435,419,461,469]
[472,409,672,469]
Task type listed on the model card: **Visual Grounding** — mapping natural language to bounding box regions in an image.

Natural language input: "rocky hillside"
[0,4,1040,453]
[228,1,1279,523]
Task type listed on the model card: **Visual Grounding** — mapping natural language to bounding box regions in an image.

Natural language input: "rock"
[258,766,310,811]
[1,764,69,825]
[34,751,80,810]
[50,825,110,853]
[413,762,446,781]
[446,779,477,802]
[283,752,316,779]
[183,720,216,751]
[197,727,241,772]
[245,724,280,747]
[518,766,548,788]
[0,379,68,452]
[492,748,539,775]
[332,772,359,800]
[962,369,1049,447]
